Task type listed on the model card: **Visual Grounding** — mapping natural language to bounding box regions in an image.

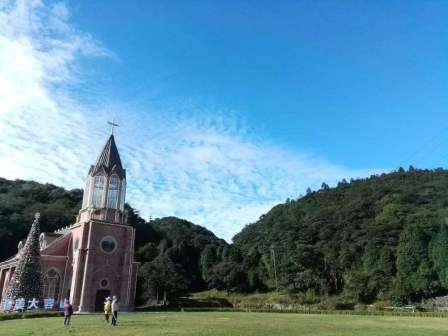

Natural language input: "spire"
[90,134,125,178]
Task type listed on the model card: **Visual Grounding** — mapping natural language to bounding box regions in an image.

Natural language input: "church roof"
[90,134,125,178]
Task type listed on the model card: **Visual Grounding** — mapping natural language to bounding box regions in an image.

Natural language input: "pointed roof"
[90,134,126,178]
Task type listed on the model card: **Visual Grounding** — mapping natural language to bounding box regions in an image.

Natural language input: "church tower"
[69,131,138,312]
[78,133,126,225]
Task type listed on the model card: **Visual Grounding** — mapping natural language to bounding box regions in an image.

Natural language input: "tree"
[431,223,448,287]
[208,261,247,293]
[360,243,395,301]
[395,225,434,302]
[344,270,372,303]
[4,213,43,303]
[136,242,159,262]
[200,245,218,281]
[138,256,190,303]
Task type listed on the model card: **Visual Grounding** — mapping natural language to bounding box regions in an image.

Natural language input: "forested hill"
[135,217,237,302]
[0,177,230,301]
[0,178,226,259]
[0,178,82,260]
[233,168,448,303]
[4,168,448,304]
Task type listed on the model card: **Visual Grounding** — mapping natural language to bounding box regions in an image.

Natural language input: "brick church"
[0,132,139,312]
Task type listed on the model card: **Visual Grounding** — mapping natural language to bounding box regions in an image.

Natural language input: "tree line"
[3,167,448,304]
[234,167,448,303]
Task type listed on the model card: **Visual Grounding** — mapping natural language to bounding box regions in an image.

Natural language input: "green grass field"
[1,312,448,336]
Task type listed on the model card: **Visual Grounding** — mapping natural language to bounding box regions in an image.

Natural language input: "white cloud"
[0,0,383,241]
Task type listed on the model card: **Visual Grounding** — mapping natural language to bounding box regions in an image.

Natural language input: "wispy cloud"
[0,1,383,241]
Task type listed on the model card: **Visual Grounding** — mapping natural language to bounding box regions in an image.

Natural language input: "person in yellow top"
[104,297,112,323]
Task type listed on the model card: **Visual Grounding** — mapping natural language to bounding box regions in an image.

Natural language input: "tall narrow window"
[92,175,105,208]
[107,175,119,209]
[86,177,93,207]
[82,177,92,209]
[81,183,87,209]
[119,179,126,211]
[43,269,61,300]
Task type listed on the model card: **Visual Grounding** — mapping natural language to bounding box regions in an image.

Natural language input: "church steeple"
[78,132,127,225]
[90,134,125,179]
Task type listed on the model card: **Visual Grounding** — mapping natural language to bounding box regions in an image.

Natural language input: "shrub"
[335,303,355,310]
[0,312,22,321]
[0,311,62,321]
[22,311,63,319]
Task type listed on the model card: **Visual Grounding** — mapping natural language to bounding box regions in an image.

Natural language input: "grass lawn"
[1,312,448,336]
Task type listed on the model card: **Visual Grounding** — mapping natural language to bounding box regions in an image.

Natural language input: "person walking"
[111,296,119,326]
[104,297,112,323]
[63,299,73,326]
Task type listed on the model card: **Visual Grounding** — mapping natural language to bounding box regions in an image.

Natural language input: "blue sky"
[72,0,448,168]
[0,0,447,240]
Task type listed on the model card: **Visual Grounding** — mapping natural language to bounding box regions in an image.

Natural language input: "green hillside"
[0,178,229,302]
[0,178,82,261]
[3,168,448,304]
[234,168,448,303]
[135,216,231,302]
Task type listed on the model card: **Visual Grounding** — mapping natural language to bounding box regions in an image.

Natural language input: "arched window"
[119,179,126,211]
[107,175,119,209]
[43,269,61,300]
[92,175,105,208]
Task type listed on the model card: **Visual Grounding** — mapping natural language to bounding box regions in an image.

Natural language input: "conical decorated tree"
[4,213,43,303]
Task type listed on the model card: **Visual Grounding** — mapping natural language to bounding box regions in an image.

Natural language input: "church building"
[0,132,139,312]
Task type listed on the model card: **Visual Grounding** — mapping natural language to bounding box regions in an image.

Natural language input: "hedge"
[180,307,448,318]
[0,311,63,321]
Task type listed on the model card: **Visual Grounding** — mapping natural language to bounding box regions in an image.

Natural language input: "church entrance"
[95,289,111,312]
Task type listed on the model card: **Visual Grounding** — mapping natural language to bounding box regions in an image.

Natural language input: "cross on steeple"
[108,120,119,134]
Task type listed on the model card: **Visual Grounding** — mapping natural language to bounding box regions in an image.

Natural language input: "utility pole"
[270,245,279,291]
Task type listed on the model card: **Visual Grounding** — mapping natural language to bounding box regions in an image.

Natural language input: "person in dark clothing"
[111,296,119,326]
[64,299,73,326]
